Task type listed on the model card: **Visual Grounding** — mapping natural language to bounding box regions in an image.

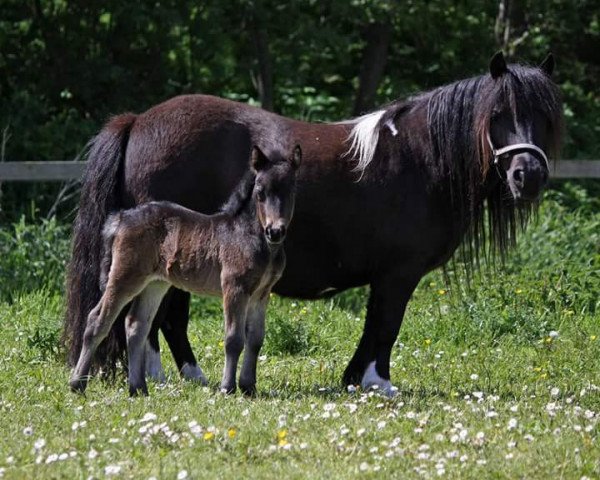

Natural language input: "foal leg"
[220,286,249,394]
[159,289,207,382]
[70,287,132,393]
[126,282,170,396]
[239,295,268,396]
[145,323,166,383]
[343,273,420,397]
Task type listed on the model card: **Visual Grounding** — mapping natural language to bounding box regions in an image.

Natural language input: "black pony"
[64,52,563,395]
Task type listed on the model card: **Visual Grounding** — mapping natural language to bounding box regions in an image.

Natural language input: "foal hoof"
[69,378,87,394]
[220,385,236,395]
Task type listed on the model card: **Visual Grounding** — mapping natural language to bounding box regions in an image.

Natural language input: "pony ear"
[539,53,555,76]
[489,51,508,79]
[250,146,269,172]
[290,145,302,169]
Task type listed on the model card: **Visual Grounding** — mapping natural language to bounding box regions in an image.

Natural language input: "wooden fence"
[0,160,599,181]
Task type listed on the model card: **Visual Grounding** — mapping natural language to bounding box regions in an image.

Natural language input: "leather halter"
[486,132,549,171]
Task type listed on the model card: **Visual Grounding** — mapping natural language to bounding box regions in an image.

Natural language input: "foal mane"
[346,63,563,265]
[220,169,257,216]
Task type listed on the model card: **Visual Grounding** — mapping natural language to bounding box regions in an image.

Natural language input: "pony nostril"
[513,169,524,185]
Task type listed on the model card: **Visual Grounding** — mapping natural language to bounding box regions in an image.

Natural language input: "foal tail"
[63,113,136,370]
[99,212,122,291]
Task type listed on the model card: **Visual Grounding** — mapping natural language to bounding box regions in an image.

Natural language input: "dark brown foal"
[70,145,301,396]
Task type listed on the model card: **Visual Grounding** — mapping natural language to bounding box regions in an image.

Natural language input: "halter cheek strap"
[486,132,549,171]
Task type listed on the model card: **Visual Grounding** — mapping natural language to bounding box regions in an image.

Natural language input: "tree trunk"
[495,0,528,58]
[353,22,392,116]
[250,13,274,112]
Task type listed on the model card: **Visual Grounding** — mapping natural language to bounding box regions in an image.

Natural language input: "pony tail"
[63,113,136,368]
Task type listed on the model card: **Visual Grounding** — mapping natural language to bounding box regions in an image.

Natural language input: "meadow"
[0,182,598,479]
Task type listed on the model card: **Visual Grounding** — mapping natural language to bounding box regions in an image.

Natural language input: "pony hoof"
[239,384,257,397]
[129,385,149,397]
[181,363,208,385]
[361,361,398,398]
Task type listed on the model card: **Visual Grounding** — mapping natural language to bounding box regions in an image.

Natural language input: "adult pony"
[64,52,563,395]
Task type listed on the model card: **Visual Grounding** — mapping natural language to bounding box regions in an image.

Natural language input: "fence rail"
[0,160,599,181]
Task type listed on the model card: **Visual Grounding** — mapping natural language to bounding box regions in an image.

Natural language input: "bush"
[0,216,70,302]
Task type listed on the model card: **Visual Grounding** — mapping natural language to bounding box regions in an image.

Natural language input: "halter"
[486,132,549,172]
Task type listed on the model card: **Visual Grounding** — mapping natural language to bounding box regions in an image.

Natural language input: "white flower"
[88,449,98,459]
[177,470,188,480]
[550,387,560,397]
[470,374,479,381]
[140,413,157,423]
[359,462,369,471]
[34,439,46,451]
[45,454,58,464]
[507,418,518,430]
[105,465,121,475]
[323,403,336,412]
[377,421,386,430]
[347,385,357,393]
[548,330,559,338]
[22,426,33,436]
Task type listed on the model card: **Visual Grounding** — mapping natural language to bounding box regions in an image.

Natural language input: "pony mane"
[220,170,257,216]
[345,63,563,265]
[338,110,386,173]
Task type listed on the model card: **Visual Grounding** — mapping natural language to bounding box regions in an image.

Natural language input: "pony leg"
[343,274,420,397]
[220,286,249,394]
[238,295,268,396]
[159,289,207,382]
[69,288,131,393]
[125,282,170,396]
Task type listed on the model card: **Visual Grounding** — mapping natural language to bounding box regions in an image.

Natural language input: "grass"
[0,182,598,479]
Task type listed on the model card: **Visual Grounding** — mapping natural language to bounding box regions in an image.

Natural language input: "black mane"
[380,64,563,267]
[220,169,257,216]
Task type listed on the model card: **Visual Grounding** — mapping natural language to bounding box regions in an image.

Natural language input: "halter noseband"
[486,132,549,172]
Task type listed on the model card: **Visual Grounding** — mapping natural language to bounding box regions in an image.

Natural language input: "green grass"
[0,183,598,479]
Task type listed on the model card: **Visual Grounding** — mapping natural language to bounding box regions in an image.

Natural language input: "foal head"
[480,51,562,202]
[251,145,302,245]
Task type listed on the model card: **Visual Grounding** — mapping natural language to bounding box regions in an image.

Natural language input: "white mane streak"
[338,110,385,175]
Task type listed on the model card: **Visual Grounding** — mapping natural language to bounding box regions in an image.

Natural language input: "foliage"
[0,184,598,478]
[0,1,598,213]
[0,216,70,302]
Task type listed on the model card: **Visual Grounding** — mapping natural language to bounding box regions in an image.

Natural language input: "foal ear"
[250,146,269,172]
[290,145,302,170]
[539,53,555,76]
[489,51,508,79]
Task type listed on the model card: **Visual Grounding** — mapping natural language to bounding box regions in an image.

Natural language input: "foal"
[70,145,301,396]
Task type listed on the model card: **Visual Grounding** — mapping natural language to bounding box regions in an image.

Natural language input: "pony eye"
[491,108,502,119]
